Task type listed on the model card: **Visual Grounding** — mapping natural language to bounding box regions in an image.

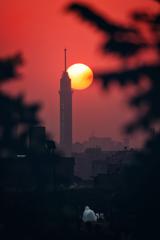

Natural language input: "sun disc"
[67,63,93,90]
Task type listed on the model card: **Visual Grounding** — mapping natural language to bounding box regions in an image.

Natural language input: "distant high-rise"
[59,49,72,156]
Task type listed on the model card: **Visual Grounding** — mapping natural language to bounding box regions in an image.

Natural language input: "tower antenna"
[64,48,67,72]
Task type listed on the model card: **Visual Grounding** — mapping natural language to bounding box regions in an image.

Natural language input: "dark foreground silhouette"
[66,1,160,240]
[1,0,160,239]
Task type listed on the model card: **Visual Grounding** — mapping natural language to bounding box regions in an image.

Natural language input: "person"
[82,206,97,223]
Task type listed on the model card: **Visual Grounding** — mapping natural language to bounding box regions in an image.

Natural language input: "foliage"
[66,1,160,239]
[66,2,160,133]
[0,54,40,157]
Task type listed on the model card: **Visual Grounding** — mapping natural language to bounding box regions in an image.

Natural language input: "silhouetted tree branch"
[67,2,160,239]
[0,53,41,158]
[66,3,147,57]
[66,2,160,135]
[0,53,23,83]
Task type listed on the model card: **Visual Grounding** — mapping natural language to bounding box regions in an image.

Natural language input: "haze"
[0,0,157,146]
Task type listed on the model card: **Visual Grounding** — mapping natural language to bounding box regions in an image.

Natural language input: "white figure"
[82,206,97,223]
[96,213,100,220]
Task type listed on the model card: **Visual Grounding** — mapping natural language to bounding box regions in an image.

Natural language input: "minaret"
[59,49,72,156]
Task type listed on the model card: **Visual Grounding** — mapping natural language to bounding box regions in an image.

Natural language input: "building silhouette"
[72,136,128,153]
[29,126,46,151]
[59,49,72,156]
[74,147,135,180]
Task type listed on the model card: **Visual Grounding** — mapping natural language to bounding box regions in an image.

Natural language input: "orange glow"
[67,63,93,90]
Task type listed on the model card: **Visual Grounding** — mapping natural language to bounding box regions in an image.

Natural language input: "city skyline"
[0,0,158,147]
[1,1,160,239]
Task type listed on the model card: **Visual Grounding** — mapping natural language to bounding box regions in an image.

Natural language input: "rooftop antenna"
[64,48,67,72]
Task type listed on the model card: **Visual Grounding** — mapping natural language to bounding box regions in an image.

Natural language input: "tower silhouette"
[59,49,72,156]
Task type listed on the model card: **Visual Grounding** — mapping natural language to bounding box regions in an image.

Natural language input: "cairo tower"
[59,49,72,156]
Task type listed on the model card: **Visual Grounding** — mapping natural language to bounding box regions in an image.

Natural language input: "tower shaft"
[59,49,72,156]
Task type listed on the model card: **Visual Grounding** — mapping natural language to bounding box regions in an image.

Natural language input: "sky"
[0,0,158,146]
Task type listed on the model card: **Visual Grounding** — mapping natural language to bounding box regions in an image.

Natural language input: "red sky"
[0,0,158,146]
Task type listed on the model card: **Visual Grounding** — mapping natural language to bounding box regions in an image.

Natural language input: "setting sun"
[67,63,93,90]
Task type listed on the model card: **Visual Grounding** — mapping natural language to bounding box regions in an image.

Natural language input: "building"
[72,136,128,153]
[74,147,107,179]
[29,126,46,151]
[85,136,124,151]
[92,150,135,178]
[92,150,136,189]
[74,148,135,180]
[59,49,72,156]
[0,145,75,192]
[55,156,75,186]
